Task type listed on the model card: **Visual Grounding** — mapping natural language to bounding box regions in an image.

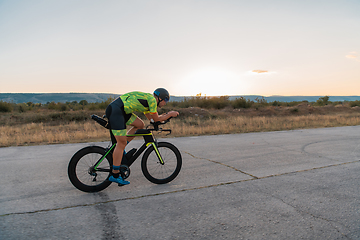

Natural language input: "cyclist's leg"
[106,98,130,185]
[109,134,130,185]
[126,114,145,142]
[113,135,127,168]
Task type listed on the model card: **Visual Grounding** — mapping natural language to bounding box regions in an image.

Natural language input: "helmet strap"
[155,96,162,107]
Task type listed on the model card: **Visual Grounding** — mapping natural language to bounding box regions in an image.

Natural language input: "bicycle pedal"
[118,183,125,187]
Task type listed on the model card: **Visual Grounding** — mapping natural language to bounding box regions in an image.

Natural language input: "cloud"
[346,55,357,59]
[252,70,268,74]
[346,52,359,62]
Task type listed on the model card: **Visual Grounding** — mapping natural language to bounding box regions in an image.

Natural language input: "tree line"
[1,96,360,113]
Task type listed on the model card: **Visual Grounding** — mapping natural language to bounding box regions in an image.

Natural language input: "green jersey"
[120,91,157,115]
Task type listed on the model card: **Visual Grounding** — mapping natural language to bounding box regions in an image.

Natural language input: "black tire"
[68,146,112,192]
[141,142,182,184]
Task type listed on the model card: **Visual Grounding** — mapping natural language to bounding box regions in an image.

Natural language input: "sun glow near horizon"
[174,68,249,96]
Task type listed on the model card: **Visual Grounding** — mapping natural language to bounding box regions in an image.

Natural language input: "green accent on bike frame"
[126,133,152,137]
[149,142,164,165]
[94,144,116,170]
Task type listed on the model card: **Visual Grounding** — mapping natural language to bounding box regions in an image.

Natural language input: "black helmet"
[154,88,170,102]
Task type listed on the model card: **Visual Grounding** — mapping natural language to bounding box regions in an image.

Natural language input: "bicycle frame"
[93,129,164,172]
[68,114,181,192]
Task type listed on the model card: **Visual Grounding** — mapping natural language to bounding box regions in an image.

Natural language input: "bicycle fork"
[148,142,165,165]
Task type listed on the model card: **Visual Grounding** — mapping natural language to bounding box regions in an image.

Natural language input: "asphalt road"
[1,126,359,239]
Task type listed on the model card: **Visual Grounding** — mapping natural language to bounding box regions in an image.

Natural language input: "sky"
[0,0,359,96]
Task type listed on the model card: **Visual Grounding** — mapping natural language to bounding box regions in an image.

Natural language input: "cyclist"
[105,88,179,185]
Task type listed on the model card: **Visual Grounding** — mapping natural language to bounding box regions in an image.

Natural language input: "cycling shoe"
[109,175,130,185]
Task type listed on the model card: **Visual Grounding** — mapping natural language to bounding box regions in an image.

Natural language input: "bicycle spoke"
[70,149,111,189]
[144,144,180,181]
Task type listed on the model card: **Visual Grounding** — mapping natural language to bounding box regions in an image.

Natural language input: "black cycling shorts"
[105,98,137,136]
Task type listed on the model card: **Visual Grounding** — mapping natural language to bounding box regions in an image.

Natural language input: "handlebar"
[148,117,173,133]
[150,117,172,129]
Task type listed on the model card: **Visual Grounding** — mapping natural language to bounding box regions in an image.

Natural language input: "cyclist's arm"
[145,111,179,122]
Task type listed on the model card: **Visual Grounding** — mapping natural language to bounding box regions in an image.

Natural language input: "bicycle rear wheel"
[68,146,112,192]
[141,142,182,184]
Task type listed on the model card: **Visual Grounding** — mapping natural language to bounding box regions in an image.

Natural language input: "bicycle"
[68,114,182,192]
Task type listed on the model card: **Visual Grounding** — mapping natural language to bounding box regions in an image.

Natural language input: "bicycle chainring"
[120,165,130,179]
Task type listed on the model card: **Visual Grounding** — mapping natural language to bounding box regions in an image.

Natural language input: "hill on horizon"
[1,93,360,104]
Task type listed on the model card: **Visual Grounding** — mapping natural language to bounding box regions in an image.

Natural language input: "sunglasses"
[160,97,169,103]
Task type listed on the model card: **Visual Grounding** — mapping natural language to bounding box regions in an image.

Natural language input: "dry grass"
[0,122,108,147]
[2,112,360,147]
[168,113,360,136]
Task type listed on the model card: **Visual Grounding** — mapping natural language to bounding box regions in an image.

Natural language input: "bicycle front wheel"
[141,142,182,184]
[68,146,112,192]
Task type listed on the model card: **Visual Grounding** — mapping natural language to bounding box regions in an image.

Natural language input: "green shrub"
[0,101,13,112]
[18,103,28,112]
[232,97,253,108]
[271,101,281,106]
[167,96,231,109]
[47,101,57,110]
[59,103,69,111]
[253,97,268,108]
[349,100,360,107]
[316,96,330,106]
[195,96,230,109]
[79,100,88,105]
